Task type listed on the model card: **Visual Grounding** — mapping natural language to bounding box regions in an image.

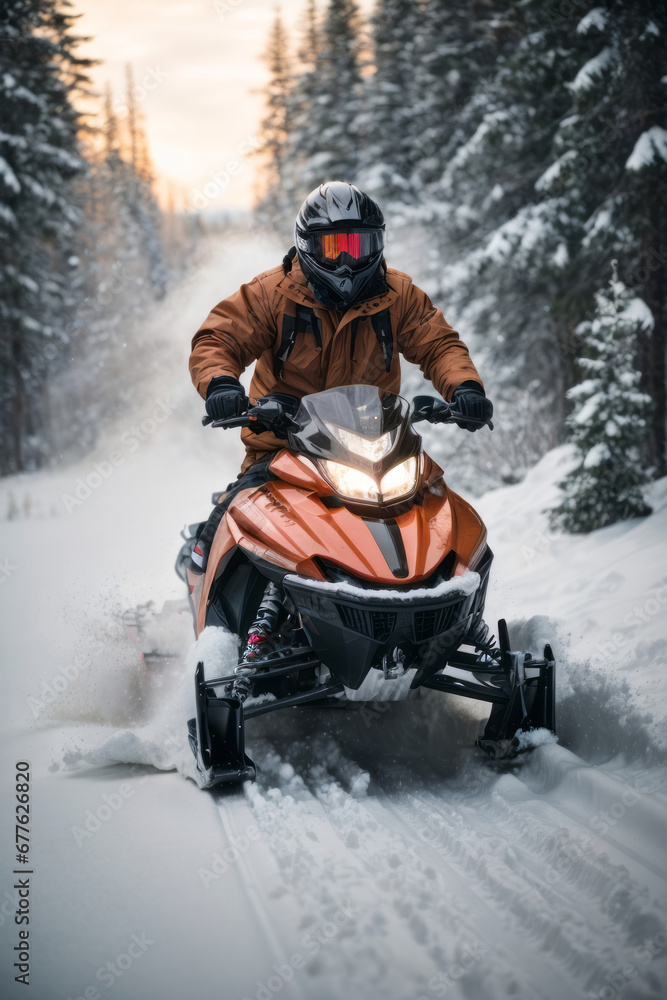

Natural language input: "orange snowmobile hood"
[191,449,487,637]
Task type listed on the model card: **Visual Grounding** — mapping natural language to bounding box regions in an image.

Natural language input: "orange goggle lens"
[321,232,363,260]
[299,229,384,262]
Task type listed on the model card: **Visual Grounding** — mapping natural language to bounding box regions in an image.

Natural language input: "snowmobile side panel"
[267,449,333,493]
[205,549,269,636]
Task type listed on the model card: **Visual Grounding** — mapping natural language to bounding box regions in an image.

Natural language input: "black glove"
[412,395,451,423]
[205,376,249,421]
[451,382,493,432]
[247,394,300,437]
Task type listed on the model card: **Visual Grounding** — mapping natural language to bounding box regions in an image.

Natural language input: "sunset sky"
[73,0,372,212]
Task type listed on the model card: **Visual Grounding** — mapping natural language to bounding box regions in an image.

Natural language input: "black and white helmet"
[294,181,386,310]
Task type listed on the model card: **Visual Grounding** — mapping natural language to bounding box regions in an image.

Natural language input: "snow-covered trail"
[1,233,666,1000]
[216,719,667,1000]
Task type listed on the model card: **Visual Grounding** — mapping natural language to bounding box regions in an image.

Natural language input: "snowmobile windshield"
[287,385,422,508]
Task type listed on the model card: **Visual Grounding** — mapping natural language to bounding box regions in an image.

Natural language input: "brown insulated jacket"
[190,257,484,472]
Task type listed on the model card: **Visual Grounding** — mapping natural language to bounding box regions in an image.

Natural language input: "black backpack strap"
[298,306,322,349]
[349,316,360,359]
[282,246,297,274]
[273,311,298,379]
[274,306,322,379]
[370,309,394,372]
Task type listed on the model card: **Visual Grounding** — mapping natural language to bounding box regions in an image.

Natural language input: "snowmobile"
[178,384,555,789]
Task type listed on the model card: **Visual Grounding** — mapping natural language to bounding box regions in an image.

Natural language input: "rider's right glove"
[205,376,249,421]
[451,382,493,432]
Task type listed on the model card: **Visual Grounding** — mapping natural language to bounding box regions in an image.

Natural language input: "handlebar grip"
[448,410,494,430]
[412,404,493,430]
[203,413,253,429]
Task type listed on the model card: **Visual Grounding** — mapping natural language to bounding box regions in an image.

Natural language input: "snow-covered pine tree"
[47,69,171,459]
[550,262,652,533]
[0,0,90,474]
[121,65,168,300]
[360,0,424,202]
[257,11,293,230]
[295,0,364,188]
[268,0,323,233]
[422,0,600,376]
[410,0,509,191]
[538,0,667,475]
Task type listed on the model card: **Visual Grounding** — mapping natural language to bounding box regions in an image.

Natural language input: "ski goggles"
[297,229,385,262]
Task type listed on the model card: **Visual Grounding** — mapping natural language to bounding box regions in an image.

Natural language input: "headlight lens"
[380,457,418,501]
[321,456,418,503]
[324,423,394,461]
[320,461,379,501]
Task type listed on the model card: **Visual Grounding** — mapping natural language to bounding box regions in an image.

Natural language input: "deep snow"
[1,233,666,1000]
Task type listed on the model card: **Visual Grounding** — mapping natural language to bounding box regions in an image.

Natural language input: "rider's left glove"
[205,376,249,421]
[451,382,493,432]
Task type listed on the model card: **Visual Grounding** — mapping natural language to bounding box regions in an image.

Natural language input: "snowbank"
[477,445,667,758]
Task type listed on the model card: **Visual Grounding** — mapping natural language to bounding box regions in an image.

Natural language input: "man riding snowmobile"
[169,181,556,786]
[187,181,493,573]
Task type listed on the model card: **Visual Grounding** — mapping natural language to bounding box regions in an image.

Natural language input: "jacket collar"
[276,258,398,322]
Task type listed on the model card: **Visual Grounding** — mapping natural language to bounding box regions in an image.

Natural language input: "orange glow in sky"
[73,0,308,212]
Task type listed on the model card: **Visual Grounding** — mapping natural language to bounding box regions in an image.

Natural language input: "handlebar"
[411,398,494,430]
[202,397,300,434]
[203,396,493,432]
[202,413,248,427]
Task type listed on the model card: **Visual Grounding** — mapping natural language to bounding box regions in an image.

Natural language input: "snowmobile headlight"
[324,423,394,462]
[321,461,379,501]
[379,456,418,501]
[321,456,418,503]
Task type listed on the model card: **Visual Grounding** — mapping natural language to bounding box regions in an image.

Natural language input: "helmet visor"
[297,229,384,264]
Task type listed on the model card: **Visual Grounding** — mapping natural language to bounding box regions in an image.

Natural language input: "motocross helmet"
[295,181,386,310]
